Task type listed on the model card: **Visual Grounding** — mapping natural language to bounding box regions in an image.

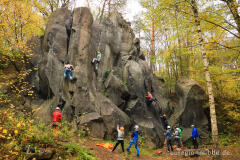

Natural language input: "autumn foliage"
[138,0,240,135]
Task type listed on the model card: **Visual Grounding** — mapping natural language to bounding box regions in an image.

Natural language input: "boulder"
[168,78,209,141]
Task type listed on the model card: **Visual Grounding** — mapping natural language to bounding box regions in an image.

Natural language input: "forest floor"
[76,137,240,160]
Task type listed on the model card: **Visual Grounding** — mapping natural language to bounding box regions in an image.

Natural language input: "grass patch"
[219,133,240,146]
[63,143,95,160]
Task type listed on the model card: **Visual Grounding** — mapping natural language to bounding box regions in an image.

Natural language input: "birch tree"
[190,0,220,154]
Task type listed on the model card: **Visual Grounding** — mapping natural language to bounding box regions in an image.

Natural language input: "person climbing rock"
[127,125,140,157]
[64,63,74,80]
[112,124,125,153]
[160,114,168,130]
[191,125,199,149]
[91,50,102,71]
[165,126,173,152]
[52,106,62,129]
[145,91,155,106]
[174,127,181,148]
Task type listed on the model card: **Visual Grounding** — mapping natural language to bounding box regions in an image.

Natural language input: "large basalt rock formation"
[29,7,209,147]
[168,78,209,141]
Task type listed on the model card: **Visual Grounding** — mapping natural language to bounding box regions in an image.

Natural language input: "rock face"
[168,78,209,141]
[29,7,209,148]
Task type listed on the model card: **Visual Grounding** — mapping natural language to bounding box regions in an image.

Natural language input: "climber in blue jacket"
[64,63,74,80]
[191,124,199,149]
[127,125,140,157]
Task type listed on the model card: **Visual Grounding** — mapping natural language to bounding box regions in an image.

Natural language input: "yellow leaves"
[0,126,3,130]
[0,134,6,139]
[3,129,7,134]
[16,123,21,128]
[14,130,18,135]
[9,150,18,155]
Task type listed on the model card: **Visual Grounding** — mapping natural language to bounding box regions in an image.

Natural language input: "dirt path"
[81,138,157,160]
[85,140,123,160]
[77,138,240,160]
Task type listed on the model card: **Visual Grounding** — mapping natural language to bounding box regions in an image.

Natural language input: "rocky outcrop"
[168,78,209,141]
[29,7,209,148]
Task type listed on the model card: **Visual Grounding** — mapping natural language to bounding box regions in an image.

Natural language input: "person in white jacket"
[91,50,102,71]
[174,127,181,148]
[112,124,125,152]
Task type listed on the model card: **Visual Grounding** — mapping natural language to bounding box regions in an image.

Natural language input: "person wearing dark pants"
[160,114,168,130]
[192,137,198,149]
[145,92,155,106]
[112,125,125,152]
[174,127,181,148]
[112,140,124,152]
[191,124,199,149]
[165,126,173,152]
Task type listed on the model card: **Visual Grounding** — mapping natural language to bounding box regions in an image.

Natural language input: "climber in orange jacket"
[145,91,155,106]
[52,106,62,129]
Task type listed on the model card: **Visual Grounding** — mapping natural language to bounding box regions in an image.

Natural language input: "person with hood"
[164,126,173,152]
[112,125,125,152]
[127,125,140,157]
[191,125,199,149]
[52,106,62,129]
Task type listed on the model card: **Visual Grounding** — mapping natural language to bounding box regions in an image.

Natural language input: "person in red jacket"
[145,91,155,106]
[52,107,62,129]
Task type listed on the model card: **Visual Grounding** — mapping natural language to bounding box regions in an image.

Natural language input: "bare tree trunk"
[222,0,240,36]
[73,0,76,8]
[108,0,111,17]
[190,0,220,158]
[150,0,155,72]
[86,0,91,9]
[99,0,107,23]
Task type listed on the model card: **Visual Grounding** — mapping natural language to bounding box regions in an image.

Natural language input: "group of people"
[54,73,199,158]
[164,123,199,152]
[63,51,102,81]
[112,124,140,157]
[111,117,200,157]
[164,125,182,152]
[51,107,199,158]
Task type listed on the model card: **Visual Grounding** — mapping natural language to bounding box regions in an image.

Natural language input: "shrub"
[63,143,95,160]
[0,108,94,159]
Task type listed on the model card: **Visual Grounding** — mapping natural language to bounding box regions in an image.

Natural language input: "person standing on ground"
[52,106,62,129]
[174,127,181,148]
[112,124,125,153]
[178,127,183,148]
[165,126,173,152]
[127,125,140,157]
[191,124,199,149]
